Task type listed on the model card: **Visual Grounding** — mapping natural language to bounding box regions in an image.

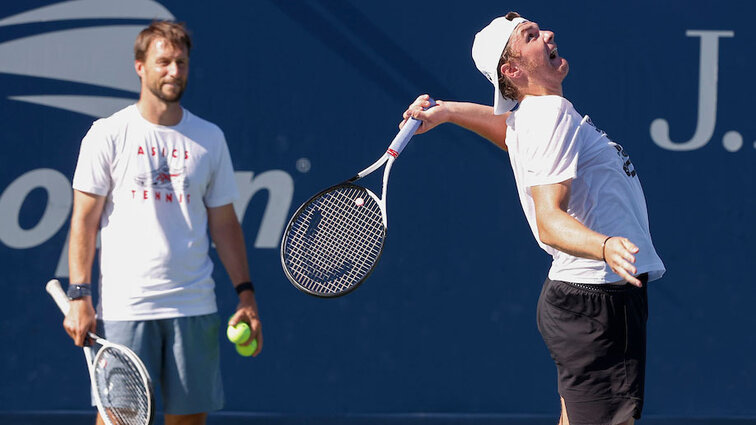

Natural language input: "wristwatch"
[67,283,92,300]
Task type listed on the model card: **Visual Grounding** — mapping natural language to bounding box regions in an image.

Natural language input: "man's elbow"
[535,218,558,248]
[210,219,242,241]
[538,230,554,247]
[70,212,99,234]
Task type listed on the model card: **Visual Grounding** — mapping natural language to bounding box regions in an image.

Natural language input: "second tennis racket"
[280,101,435,297]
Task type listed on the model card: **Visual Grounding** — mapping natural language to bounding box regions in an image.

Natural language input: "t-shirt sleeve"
[72,120,114,196]
[204,131,239,208]
[519,99,580,187]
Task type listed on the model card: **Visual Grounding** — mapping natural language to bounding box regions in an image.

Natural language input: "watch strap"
[235,281,255,295]
[67,283,92,300]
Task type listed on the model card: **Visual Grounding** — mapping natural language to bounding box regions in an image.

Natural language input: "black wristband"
[235,281,255,295]
[67,283,92,300]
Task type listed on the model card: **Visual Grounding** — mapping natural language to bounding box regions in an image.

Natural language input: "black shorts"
[537,274,649,425]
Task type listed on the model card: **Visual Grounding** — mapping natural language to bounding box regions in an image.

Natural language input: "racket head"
[280,183,387,297]
[91,341,154,425]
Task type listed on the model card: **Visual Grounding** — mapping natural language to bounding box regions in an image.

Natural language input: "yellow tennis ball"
[236,338,258,357]
[226,322,251,344]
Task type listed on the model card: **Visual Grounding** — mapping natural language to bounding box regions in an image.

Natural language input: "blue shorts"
[97,314,224,415]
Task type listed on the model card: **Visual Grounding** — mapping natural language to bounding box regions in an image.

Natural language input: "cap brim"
[493,88,517,115]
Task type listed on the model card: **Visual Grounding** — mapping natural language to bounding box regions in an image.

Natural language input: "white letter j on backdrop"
[650,30,734,151]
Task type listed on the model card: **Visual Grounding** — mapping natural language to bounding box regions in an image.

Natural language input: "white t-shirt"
[73,104,239,320]
[505,96,665,284]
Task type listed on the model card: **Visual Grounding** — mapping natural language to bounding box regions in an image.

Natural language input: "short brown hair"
[134,21,192,61]
[497,12,522,101]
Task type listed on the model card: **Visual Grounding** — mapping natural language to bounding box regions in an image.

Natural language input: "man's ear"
[134,60,144,79]
[500,61,521,81]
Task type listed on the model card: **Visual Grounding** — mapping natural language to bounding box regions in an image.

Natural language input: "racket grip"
[387,97,436,157]
[46,279,71,315]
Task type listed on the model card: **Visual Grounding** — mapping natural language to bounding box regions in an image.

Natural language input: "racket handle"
[47,279,101,346]
[46,279,71,315]
[387,98,436,158]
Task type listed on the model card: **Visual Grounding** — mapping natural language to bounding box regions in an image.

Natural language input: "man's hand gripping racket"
[47,279,154,425]
[280,99,436,297]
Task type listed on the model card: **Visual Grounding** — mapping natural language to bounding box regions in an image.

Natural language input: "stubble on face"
[148,75,185,103]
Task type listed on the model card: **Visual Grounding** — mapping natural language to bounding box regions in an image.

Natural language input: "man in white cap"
[401,11,665,425]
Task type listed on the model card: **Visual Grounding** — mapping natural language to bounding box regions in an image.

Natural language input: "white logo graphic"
[0,0,174,117]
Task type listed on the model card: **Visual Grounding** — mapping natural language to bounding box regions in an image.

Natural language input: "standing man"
[62,21,262,425]
[402,12,665,425]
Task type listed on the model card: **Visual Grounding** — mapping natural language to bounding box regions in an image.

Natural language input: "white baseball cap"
[471,15,528,114]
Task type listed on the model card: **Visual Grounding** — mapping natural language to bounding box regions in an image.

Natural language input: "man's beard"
[148,79,185,103]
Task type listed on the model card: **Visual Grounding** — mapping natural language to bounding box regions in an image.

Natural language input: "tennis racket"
[46,279,154,425]
[280,100,434,297]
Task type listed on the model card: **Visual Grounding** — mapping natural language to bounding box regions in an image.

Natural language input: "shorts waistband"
[559,273,649,293]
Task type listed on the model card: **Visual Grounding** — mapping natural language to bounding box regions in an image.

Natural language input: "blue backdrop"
[1,0,753,422]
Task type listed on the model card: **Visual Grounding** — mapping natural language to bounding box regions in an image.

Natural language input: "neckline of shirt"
[132,104,188,130]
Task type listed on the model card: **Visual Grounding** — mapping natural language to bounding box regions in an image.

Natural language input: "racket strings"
[300,195,378,279]
[283,185,385,295]
[93,347,150,425]
[289,189,381,287]
[302,191,383,283]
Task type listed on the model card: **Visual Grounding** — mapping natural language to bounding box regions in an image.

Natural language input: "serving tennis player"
[401,12,665,425]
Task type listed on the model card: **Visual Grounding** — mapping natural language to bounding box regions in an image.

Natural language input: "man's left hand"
[228,292,263,356]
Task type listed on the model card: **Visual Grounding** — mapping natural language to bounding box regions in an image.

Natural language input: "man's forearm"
[214,222,251,285]
[208,205,251,285]
[444,101,509,150]
[536,208,606,261]
[69,222,97,283]
[536,203,642,285]
[68,191,105,284]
